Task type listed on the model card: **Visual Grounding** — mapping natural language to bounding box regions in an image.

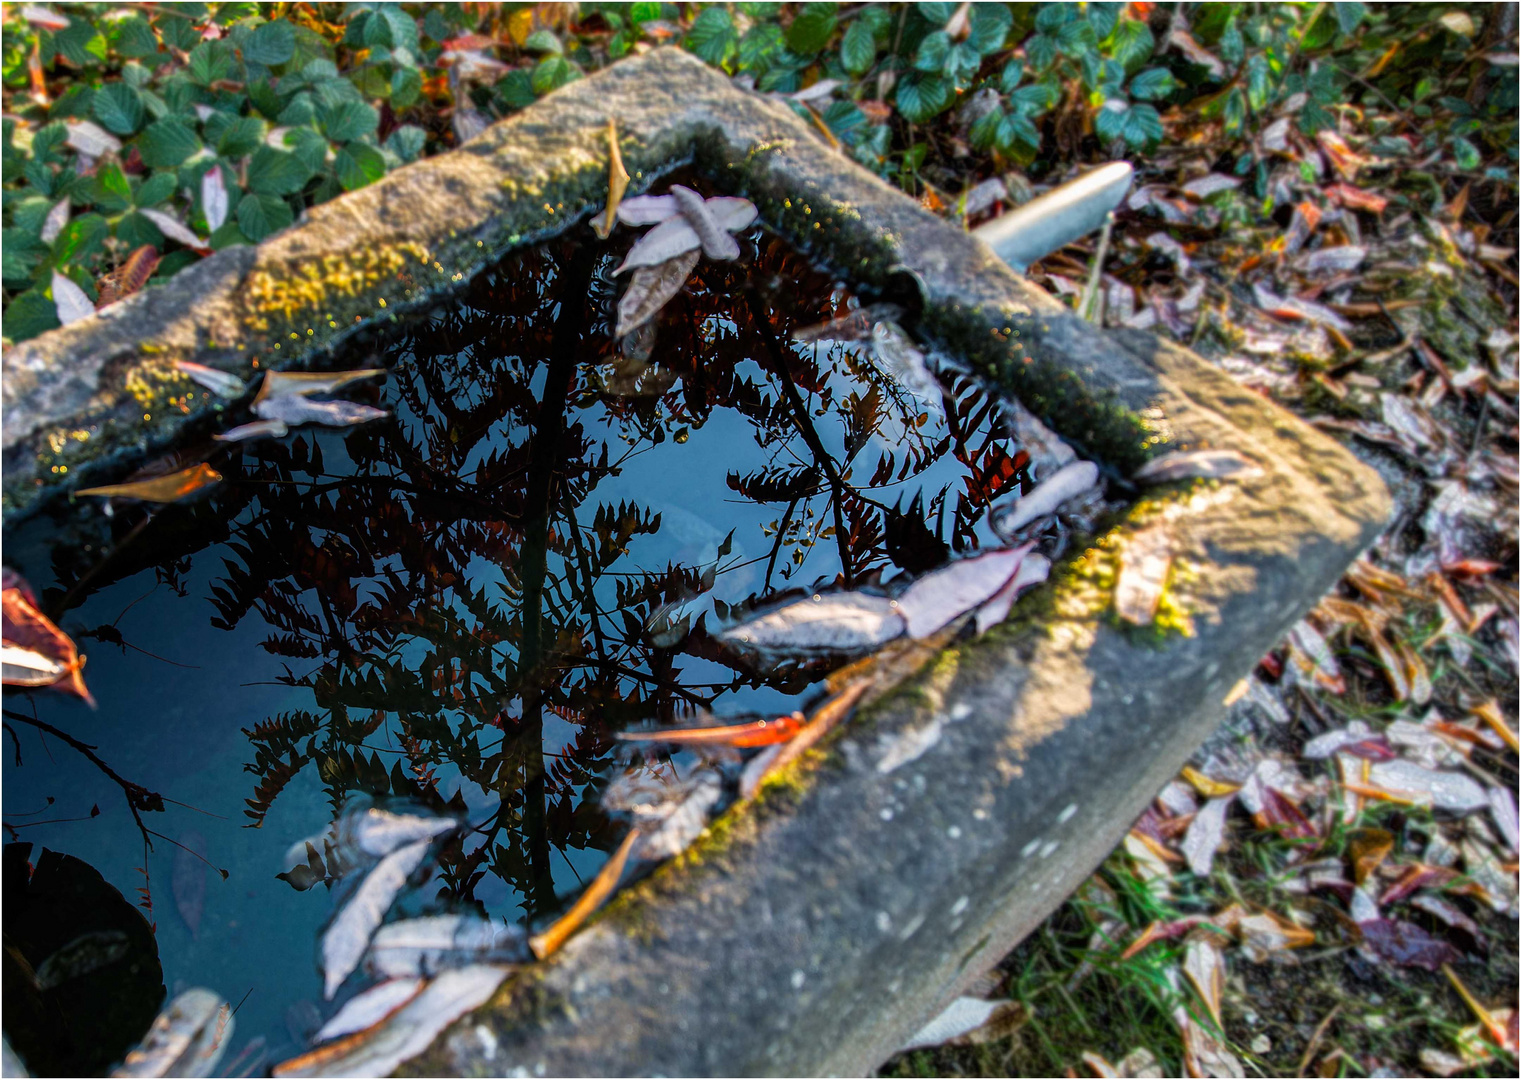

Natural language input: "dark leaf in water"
[172,830,208,941]
[884,492,949,574]
[615,248,699,337]
[276,842,328,892]
[1357,918,1461,970]
[35,930,131,989]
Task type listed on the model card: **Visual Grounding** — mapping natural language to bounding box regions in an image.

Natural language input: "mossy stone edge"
[1,49,1391,1077]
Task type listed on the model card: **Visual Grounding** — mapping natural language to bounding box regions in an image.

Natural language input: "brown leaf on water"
[615,249,699,337]
[76,462,222,504]
[2,570,93,704]
[590,118,628,241]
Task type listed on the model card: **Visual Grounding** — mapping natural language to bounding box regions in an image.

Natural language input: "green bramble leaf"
[137,119,200,168]
[2,230,49,287]
[495,70,537,110]
[52,213,110,264]
[1108,19,1154,73]
[93,83,144,136]
[1088,2,1122,41]
[246,146,312,196]
[966,3,1013,55]
[1094,101,1127,143]
[915,31,950,73]
[1450,135,1481,171]
[531,55,581,95]
[738,23,785,70]
[217,116,266,157]
[2,290,61,342]
[969,106,1003,151]
[385,125,426,163]
[687,7,738,65]
[390,66,422,108]
[524,29,562,54]
[1122,102,1164,147]
[134,171,177,208]
[1000,59,1025,93]
[1056,19,1097,56]
[894,71,952,123]
[840,20,876,76]
[1129,67,1176,102]
[319,100,379,143]
[335,142,386,191]
[188,40,237,86]
[92,162,134,212]
[785,3,837,55]
[1026,32,1057,70]
[111,16,160,59]
[243,19,296,66]
[115,210,164,251]
[236,192,293,241]
[997,111,1041,156]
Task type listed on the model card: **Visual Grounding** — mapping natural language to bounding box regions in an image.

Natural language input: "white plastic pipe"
[972,161,1134,271]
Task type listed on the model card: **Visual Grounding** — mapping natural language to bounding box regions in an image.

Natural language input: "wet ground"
[2,209,1030,1073]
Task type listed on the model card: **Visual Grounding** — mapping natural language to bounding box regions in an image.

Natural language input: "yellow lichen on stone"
[244,242,431,330]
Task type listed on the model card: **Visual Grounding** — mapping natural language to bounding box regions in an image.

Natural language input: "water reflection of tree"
[33,229,1022,922]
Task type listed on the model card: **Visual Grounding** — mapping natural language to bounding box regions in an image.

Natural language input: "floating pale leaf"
[77,463,222,503]
[3,571,93,703]
[1115,525,1172,625]
[969,552,1047,634]
[589,118,628,240]
[175,361,246,399]
[112,988,234,1078]
[898,544,1031,639]
[321,839,430,999]
[253,396,390,429]
[992,460,1099,533]
[253,369,387,405]
[632,769,723,861]
[669,184,740,261]
[615,249,699,337]
[314,978,423,1043]
[720,591,905,654]
[346,807,460,859]
[365,915,528,979]
[51,270,94,324]
[617,194,678,225]
[1133,449,1263,483]
[215,419,290,443]
[615,197,757,273]
[791,303,902,344]
[273,965,509,1078]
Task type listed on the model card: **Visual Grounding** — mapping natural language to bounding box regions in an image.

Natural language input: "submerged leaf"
[112,988,233,1078]
[792,303,902,344]
[345,807,460,859]
[313,978,423,1043]
[615,249,699,337]
[630,769,723,862]
[869,321,943,412]
[321,839,431,999]
[992,460,1100,533]
[719,591,905,654]
[253,369,387,405]
[365,915,527,979]
[76,463,222,504]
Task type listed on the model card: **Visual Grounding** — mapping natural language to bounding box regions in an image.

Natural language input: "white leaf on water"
[274,965,509,1078]
[897,544,1030,639]
[347,808,460,859]
[632,769,723,861]
[203,164,230,231]
[670,184,740,261]
[899,997,1021,1051]
[1366,759,1487,812]
[253,396,390,429]
[869,321,943,414]
[40,198,69,243]
[720,592,905,654]
[314,978,423,1043]
[615,197,757,273]
[321,839,430,999]
[2,644,66,685]
[1182,795,1233,877]
[1115,525,1172,625]
[974,552,1050,634]
[365,915,527,980]
[51,271,94,325]
[175,360,246,399]
[992,460,1099,533]
[214,419,290,443]
[1133,449,1263,483]
[112,988,233,1078]
[255,369,386,404]
[65,119,122,156]
[138,208,207,250]
[615,249,699,337]
[617,194,678,225]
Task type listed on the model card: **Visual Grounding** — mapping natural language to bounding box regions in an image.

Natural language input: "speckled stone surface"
[2,49,1390,1077]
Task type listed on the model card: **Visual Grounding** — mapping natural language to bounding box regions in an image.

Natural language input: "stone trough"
[1,49,1390,1077]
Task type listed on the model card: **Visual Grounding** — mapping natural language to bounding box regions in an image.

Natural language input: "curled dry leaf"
[365,915,527,979]
[720,591,905,655]
[897,544,1033,639]
[175,361,247,399]
[2,573,93,704]
[1133,449,1263,484]
[77,463,223,503]
[313,978,423,1043]
[615,249,699,337]
[321,838,431,999]
[993,460,1100,534]
[669,184,740,261]
[273,965,509,1079]
[589,118,629,240]
[51,270,94,324]
[96,245,161,309]
[1115,525,1172,626]
[899,996,1026,1052]
[614,197,757,273]
[528,827,640,960]
[112,988,233,1078]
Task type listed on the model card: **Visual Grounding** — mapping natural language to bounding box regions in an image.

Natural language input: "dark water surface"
[2,215,1028,1073]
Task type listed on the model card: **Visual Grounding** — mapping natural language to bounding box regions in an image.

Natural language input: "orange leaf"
[76,462,223,503]
[615,713,804,748]
[2,573,93,705]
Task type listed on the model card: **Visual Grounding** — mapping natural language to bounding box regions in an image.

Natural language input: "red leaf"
[1357,918,1460,970]
[1,571,93,704]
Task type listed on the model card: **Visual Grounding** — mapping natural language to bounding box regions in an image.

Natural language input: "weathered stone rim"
[1,49,1391,1077]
